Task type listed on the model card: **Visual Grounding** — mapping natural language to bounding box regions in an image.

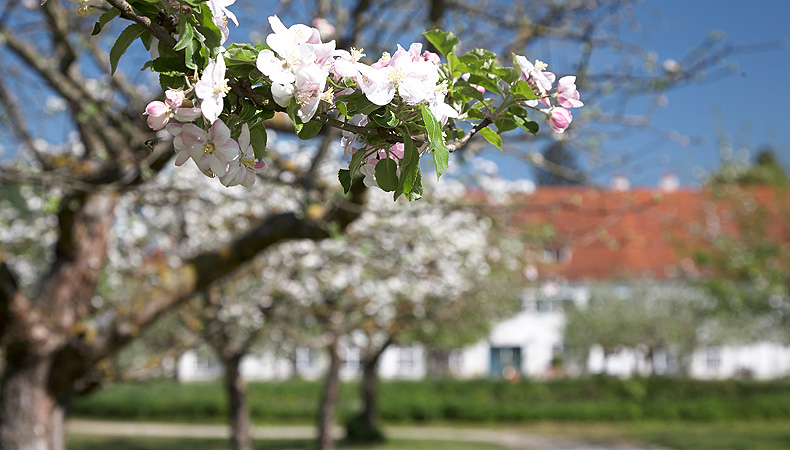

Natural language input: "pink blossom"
[175,120,239,177]
[207,0,238,42]
[556,76,583,108]
[515,55,555,106]
[357,46,441,106]
[194,54,230,124]
[548,107,572,133]
[221,124,265,187]
[312,18,336,39]
[144,101,171,130]
[143,89,201,130]
[423,51,441,65]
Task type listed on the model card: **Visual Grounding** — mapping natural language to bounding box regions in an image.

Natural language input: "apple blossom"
[356,44,441,106]
[556,76,583,108]
[548,107,572,133]
[220,124,265,187]
[515,55,555,95]
[195,54,230,124]
[174,120,239,177]
[143,89,201,131]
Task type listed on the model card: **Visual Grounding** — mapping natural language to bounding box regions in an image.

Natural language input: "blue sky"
[4,1,787,190]
[592,0,790,187]
[474,1,790,188]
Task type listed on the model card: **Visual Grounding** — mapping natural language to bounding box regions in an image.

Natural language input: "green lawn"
[66,436,508,450]
[517,420,790,450]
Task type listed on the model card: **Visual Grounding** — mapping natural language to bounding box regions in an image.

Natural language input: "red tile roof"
[499,185,789,281]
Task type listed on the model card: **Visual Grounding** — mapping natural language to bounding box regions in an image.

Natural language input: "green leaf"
[479,127,502,150]
[151,57,188,75]
[338,169,352,194]
[248,123,268,160]
[419,104,449,180]
[286,99,303,133]
[110,24,146,75]
[159,73,183,91]
[448,53,470,79]
[349,147,370,176]
[375,158,399,192]
[401,130,417,167]
[514,115,539,134]
[402,164,423,201]
[195,25,222,58]
[174,22,194,51]
[92,8,120,36]
[336,101,348,118]
[510,80,540,100]
[336,90,381,116]
[424,29,458,57]
[494,117,517,134]
[298,120,323,140]
[184,39,199,70]
[370,109,399,128]
[224,44,259,64]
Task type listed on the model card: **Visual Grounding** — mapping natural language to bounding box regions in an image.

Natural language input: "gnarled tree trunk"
[0,356,67,450]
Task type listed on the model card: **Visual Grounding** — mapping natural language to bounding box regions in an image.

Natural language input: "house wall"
[176,283,790,382]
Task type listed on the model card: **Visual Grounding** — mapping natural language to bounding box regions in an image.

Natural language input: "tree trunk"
[343,355,385,444]
[317,333,341,450]
[223,354,252,450]
[0,356,67,450]
[425,347,450,378]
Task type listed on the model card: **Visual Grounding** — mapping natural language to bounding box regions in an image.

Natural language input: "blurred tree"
[695,148,790,344]
[253,185,512,448]
[534,142,586,186]
[563,282,723,376]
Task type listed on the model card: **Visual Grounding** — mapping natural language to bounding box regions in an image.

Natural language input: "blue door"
[489,346,522,379]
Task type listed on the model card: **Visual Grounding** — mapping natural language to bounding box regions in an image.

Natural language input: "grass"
[516,420,790,450]
[66,435,508,450]
[67,420,790,450]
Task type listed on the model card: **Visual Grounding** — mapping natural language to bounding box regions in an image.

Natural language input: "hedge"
[72,376,790,423]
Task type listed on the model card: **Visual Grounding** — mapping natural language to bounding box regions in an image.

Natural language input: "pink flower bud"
[423,51,441,65]
[548,107,572,133]
[144,101,170,130]
[312,18,336,39]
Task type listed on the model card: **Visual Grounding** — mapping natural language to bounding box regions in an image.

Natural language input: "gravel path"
[68,419,672,450]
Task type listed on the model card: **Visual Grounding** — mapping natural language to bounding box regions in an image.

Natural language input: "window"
[396,347,416,375]
[296,347,316,371]
[342,346,361,373]
[705,347,721,371]
[541,247,571,264]
[448,350,464,374]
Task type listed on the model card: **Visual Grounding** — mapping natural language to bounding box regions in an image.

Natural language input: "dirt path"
[68,419,671,450]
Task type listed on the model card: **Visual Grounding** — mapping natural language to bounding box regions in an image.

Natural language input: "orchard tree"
[696,150,790,343]
[253,181,520,448]
[563,281,723,376]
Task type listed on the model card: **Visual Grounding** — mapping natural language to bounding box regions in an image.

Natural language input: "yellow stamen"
[203,142,215,154]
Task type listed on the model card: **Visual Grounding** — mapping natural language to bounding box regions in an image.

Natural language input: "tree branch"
[103,0,176,48]
[87,177,368,363]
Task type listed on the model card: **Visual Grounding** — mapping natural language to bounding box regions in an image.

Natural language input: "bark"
[316,332,341,450]
[223,354,252,450]
[0,356,66,450]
